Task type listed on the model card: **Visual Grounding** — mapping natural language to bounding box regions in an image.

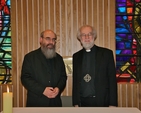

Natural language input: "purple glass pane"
[121,50,132,54]
[118,3,126,7]
[116,16,123,21]
[116,0,126,2]
[118,34,126,38]
[116,42,125,49]
[127,35,132,40]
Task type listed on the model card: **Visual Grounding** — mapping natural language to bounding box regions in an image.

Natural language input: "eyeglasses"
[43,37,57,42]
[80,32,94,38]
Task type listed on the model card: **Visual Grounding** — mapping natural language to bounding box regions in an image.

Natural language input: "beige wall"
[11,0,115,107]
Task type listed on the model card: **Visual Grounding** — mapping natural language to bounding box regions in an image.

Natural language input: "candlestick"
[3,86,13,113]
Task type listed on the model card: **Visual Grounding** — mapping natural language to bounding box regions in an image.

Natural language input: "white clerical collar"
[86,49,91,52]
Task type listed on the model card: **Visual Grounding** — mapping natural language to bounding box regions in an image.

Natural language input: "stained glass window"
[0,0,11,84]
[116,0,141,83]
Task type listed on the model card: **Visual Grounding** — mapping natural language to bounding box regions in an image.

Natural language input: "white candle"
[3,86,13,113]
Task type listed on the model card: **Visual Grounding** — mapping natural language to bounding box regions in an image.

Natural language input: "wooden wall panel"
[117,83,141,109]
[10,0,116,108]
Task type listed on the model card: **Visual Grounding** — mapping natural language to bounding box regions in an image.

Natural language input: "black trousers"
[48,98,62,107]
[80,96,97,107]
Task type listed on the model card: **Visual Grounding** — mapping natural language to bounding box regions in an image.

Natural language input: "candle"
[3,86,13,113]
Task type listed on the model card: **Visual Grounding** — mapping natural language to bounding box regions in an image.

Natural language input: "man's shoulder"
[24,48,40,57]
[73,49,83,56]
[56,53,63,59]
[95,45,113,53]
[73,45,113,55]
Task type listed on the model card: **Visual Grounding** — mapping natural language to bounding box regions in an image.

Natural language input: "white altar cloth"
[1,107,141,113]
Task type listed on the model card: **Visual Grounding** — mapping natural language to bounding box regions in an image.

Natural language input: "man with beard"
[72,25,117,107]
[21,29,67,107]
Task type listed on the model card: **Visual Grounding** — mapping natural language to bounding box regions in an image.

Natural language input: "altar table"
[1,107,141,113]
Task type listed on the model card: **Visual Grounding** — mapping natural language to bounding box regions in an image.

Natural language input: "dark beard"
[41,46,56,59]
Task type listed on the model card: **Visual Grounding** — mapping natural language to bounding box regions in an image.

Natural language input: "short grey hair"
[77,25,97,41]
[40,30,57,38]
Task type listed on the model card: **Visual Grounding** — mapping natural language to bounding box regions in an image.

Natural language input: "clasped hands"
[43,87,59,98]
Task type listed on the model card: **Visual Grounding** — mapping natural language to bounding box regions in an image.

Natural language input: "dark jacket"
[72,45,117,107]
[21,48,67,107]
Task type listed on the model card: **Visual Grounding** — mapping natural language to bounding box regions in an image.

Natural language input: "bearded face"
[41,42,56,59]
[81,37,94,50]
[40,30,57,59]
[79,27,95,50]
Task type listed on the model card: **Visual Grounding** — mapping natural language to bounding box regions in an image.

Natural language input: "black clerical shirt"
[46,58,55,87]
[80,46,96,97]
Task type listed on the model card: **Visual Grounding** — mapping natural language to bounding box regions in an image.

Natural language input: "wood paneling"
[118,83,141,108]
[10,0,116,109]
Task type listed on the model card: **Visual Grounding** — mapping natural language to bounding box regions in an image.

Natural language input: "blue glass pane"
[116,28,129,33]
[125,42,131,48]
[116,50,121,54]
[119,7,126,13]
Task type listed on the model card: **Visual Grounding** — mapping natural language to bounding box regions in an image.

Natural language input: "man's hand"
[43,87,59,98]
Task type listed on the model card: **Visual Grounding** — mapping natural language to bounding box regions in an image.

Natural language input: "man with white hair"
[72,25,117,107]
